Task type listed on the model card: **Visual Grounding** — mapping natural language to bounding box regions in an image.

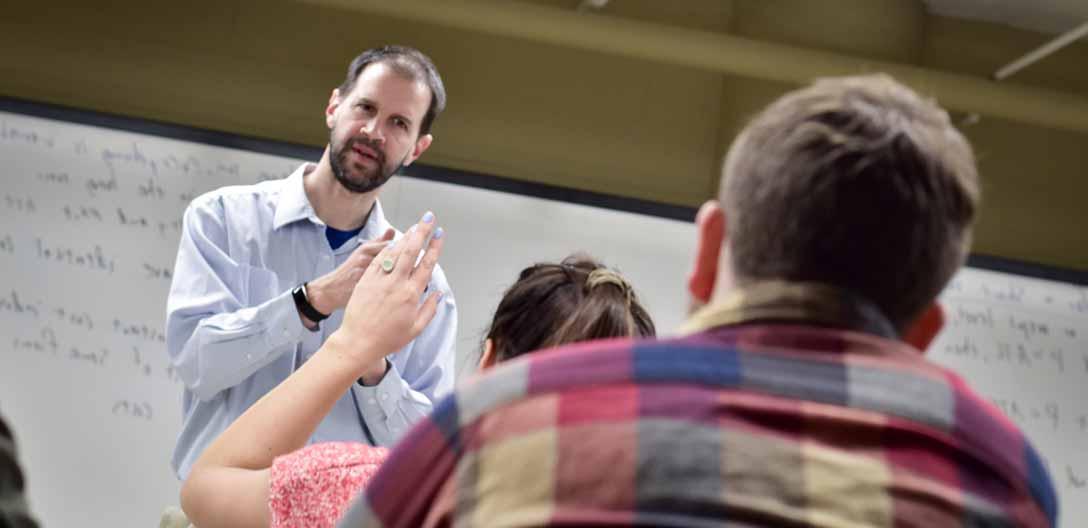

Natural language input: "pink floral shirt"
[269,442,389,528]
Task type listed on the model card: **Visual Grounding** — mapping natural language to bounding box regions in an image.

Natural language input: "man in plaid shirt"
[340,75,1058,527]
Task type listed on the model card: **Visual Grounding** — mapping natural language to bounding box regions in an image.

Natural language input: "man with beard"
[165,46,456,480]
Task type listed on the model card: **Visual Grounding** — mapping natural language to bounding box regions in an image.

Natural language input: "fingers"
[358,211,442,292]
[391,211,437,280]
[411,291,443,336]
[353,239,391,262]
[408,228,444,292]
[380,227,395,242]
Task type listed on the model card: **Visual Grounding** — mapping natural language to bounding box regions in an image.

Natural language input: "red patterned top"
[268,442,389,528]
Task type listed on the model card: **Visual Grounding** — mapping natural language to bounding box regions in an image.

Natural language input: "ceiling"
[922,0,1088,34]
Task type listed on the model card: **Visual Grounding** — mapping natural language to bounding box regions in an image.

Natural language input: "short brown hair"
[485,255,656,362]
[721,74,979,329]
[339,45,446,135]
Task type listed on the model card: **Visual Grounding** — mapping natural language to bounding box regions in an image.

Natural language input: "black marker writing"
[35,238,116,273]
[143,262,172,281]
[137,176,166,199]
[0,289,38,318]
[4,194,36,214]
[0,121,55,148]
[11,327,59,356]
[1069,465,1087,489]
[112,400,153,421]
[37,172,71,185]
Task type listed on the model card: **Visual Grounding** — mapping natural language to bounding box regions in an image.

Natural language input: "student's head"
[689,74,978,346]
[480,255,656,368]
[324,45,446,194]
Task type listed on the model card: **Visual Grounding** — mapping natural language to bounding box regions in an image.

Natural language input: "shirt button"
[368,398,377,405]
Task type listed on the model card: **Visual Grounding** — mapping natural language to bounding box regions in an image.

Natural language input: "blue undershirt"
[325,225,364,250]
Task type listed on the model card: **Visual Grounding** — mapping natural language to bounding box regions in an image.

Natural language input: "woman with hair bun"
[181,214,654,528]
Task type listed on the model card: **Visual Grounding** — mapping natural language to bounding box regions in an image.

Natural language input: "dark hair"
[485,255,656,362]
[339,45,446,135]
[721,74,979,329]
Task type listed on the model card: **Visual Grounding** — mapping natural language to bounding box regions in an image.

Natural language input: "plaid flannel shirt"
[340,281,1058,527]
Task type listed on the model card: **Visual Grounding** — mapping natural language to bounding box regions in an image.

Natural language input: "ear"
[325,88,343,129]
[478,338,498,370]
[687,200,726,308]
[902,302,945,353]
[403,133,433,167]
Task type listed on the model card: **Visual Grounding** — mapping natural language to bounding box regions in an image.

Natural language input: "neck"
[707,250,739,306]
[305,148,379,230]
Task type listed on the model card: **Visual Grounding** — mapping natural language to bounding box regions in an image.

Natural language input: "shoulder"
[269,443,389,527]
[444,337,643,420]
[271,442,388,482]
[939,370,1058,520]
[185,179,283,220]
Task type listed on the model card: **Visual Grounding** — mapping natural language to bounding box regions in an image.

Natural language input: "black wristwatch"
[292,283,329,323]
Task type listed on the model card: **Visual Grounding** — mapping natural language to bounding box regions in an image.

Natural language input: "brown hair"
[485,255,655,362]
[339,45,446,135]
[721,74,979,329]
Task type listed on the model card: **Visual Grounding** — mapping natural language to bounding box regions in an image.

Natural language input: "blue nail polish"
[433,227,445,239]
[422,211,434,224]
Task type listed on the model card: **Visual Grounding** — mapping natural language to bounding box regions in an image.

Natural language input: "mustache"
[344,137,385,165]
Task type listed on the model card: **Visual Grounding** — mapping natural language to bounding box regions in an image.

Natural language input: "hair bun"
[585,268,633,307]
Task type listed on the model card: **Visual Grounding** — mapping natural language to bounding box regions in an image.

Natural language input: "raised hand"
[324,211,445,380]
[304,227,396,318]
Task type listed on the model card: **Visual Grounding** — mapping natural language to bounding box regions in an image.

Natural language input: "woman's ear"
[902,302,945,353]
[478,338,498,370]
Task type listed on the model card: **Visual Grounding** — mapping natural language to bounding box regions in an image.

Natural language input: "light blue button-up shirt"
[165,164,456,479]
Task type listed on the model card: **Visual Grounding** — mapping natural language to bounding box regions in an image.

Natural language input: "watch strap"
[292,282,329,323]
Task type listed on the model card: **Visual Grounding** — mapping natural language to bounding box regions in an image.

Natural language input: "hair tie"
[586,268,633,308]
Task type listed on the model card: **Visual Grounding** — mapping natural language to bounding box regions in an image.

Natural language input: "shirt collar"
[680,281,899,340]
[272,163,319,230]
[272,163,392,241]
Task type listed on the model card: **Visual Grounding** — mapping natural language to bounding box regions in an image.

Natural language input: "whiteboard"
[0,104,1085,527]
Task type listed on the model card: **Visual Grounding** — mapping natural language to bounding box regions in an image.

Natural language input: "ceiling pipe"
[994,20,1088,80]
[301,0,1088,134]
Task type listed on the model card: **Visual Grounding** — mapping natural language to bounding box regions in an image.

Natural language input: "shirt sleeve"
[351,290,457,446]
[0,414,39,528]
[269,442,388,528]
[165,197,307,401]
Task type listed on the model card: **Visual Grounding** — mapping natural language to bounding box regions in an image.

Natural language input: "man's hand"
[305,228,395,318]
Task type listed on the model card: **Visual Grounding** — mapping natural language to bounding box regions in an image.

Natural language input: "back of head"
[486,255,655,362]
[721,74,979,329]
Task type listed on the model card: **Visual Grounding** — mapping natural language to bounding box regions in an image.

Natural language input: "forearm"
[169,290,306,400]
[358,294,457,444]
[191,332,367,473]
